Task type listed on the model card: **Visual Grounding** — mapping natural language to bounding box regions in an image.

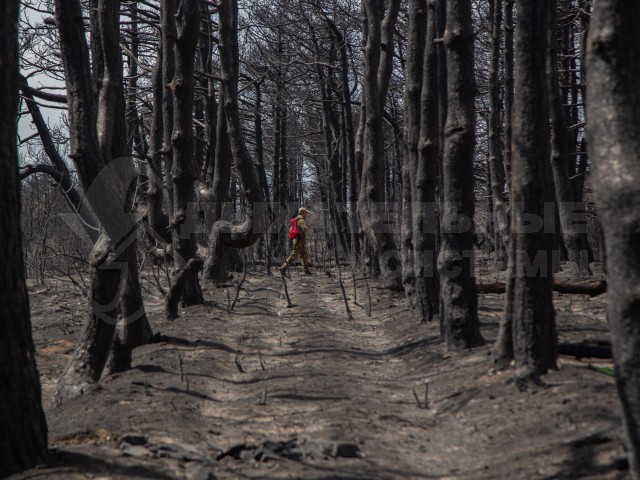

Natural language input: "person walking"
[280,207,312,275]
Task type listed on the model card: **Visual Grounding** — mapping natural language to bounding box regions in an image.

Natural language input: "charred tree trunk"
[586,2,640,476]
[358,0,402,290]
[488,0,509,270]
[203,0,266,282]
[547,0,592,278]
[253,80,270,206]
[161,0,176,215]
[438,0,483,349]
[54,0,148,400]
[402,0,425,303]
[199,0,217,186]
[310,24,349,255]
[212,97,232,222]
[165,0,203,319]
[404,0,439,321]
[503,0,515,188]
[146,41,171,245]
[506,0,557,377]
[322,15,360,257]
[0,1,49,473]
[415,0,441,322]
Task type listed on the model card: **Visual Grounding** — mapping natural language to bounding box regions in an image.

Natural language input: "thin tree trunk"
[488,0,509,270]
[586,2,640,476]
[146,41,171,245]
[165,0,203,318]
[20,77,100,243]
[161,0,176,215]
[503,0,515,189]
[402,0,425,304]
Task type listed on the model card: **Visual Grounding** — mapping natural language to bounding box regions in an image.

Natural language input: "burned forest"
[2,0,640,478]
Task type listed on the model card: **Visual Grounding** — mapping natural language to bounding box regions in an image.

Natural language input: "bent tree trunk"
[587,2,640,476]
[203,0,266,283]
[439,0,483,349]
[0,1,49,474]
[55,0,147,401]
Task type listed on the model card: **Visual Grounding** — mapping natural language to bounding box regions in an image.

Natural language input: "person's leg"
[280,238,301,272]
[300,240,310,273]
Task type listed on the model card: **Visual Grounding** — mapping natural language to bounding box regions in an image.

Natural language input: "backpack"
[288,217,300,240]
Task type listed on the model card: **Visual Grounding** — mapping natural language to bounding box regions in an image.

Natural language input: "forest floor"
[11,257,628,480]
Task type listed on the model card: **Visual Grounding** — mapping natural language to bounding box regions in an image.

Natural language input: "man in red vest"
[280,207,311,275]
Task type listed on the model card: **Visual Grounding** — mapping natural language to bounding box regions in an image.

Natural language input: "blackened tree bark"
[55,0,147,401]
[404,0,439,322]
[161,0,176,216]
[309,21,350,255]
[402,0,425,303]
[438,0,483,349]
[503,0,515,188]
[358,0,402,290]
[203,0,266,283]
[415,0,441,322]
[145,41,171,245]
[586,2,640,476]
[501,0,557,377]
[0,1,49,474]
[211,96,232,222]
[547,0,591,278]
[106,1,152,372]
[327,16,360,258]
[488,0,509,270]
[165,0,203,319]
[198,2,217,188]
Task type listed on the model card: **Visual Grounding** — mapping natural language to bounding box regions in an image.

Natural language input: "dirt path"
[15,267,627,479]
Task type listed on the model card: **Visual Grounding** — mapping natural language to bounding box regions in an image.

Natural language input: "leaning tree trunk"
[0,1,49,474]
[165,0,203,318]
[358,0,402,290]
[586,2,640,476]
[55,0,143,401]
[438,0,483,349]
[20,77,99,243]
[505,0,557,378]
[202,0,266,283]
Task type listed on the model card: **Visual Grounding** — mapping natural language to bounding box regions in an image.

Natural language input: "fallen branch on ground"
[477,279,607,297]
[558,340,612,359]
